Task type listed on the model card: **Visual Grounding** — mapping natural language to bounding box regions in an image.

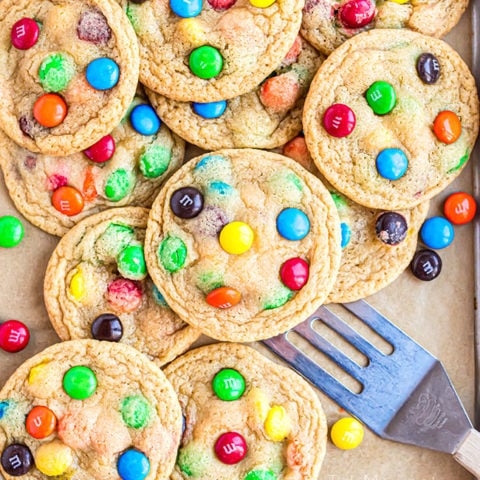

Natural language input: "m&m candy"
[117,245,147,280]
[170,187,204,219]
[52,186,84,216]
[39,53,75,93]
[34,441,73,476]
[83,135,115,163]
[249,0,276,7]
[416,53,441,84]
[33,93,68,128]
[189,46,223,79]
[105,169,133,201]
[420,216,454,249]
[338,0,375,28]
[376,148,408,180]
[375,212,407,246]
[443,191,476,224]
[117,449,150,480]
[244,470,277,480]
[192,100,227,119]
[330,417,364,450]
[11,18,39,50]
[206,287,241,309]
[410,249,442,281]
[340,222,351,248]
[0,320,30,352]
[219,222,254,254]
[106,278,143,313]
[0,215,24,248]
[212,368,246,400]
[276,208,310,241]
[26,406,57,439]
[323,104,356,137]
[264,405,291,441]
[214,432,247,464]
[1,444,34,476]
[159,235,187,272]
[130,105,161,136]
[433,110,461,144]
[86,57,120,90]
[280,258,309,290]
[91,313,123,341]
[63,366,97,400]
[366,81,396,115]
[170,0,202,18]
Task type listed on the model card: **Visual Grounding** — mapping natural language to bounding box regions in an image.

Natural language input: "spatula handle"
[453,429,480,477]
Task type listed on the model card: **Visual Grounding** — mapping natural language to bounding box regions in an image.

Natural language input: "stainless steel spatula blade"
[262,300,480,476]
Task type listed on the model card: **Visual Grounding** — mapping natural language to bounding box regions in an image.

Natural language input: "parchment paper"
[0,5,476,479]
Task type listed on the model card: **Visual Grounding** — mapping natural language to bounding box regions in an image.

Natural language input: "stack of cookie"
[0,0,478,479]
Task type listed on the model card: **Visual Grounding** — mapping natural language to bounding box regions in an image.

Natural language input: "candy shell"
[331,418,364,450]
[0,216,24,248]
[420,216,454,249]
[86,57,120,90]
[0,320,30,352]
[444,192,476,224]
[206,287,241,309]
[214,432,247,464]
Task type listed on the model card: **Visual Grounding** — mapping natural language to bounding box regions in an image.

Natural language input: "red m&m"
[338,0,375,29]
[11,18,40,50]
[280,258,309,290]
[443,192,476,225]
[83,135,115,163]
[214,432,247,464]
[0,320,30,352]
[323,104,356,138]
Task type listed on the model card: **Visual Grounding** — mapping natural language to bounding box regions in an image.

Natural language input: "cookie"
[146,36,323,150]
[164,343,327,480]
[0,0,139,155]
[44,207,200,367]
[0,92,185,237]
[144,149,341,342]
[119,0,303,102]
[0,339,182,479]
[303,29,479,211]
[282,135,430,303]
[301,0,469,56]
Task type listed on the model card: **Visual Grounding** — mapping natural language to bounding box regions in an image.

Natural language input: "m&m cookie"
[118,0,303,102]
[146,37,323,150]
[301,0,469,55]
[282,136,430,303]
[303,30,479,210]
[0,0,139,155]
[0,340,182,479]
[144,149,341,342]
[0,92,184,236]
[44,208,200,366]
[164,343,327,480]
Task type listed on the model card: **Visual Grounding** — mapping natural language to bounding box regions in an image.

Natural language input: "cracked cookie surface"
[0,340,182,480]
[0,0,139,155]
[165,343,327,480]
[44,207,200,366]
[303,29,479,210]
[144,149,341,342]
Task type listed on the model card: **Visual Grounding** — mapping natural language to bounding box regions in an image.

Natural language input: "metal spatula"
[262,299,480,477]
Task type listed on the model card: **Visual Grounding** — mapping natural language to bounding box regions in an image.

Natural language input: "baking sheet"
[0,4,477,480]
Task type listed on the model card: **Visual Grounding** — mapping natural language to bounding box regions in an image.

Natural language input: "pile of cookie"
[0,0,478,479]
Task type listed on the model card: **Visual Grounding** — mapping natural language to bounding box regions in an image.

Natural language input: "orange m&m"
[26,406,57,439]
[33,93,68,128]
[443,191,477,225]
[52,186,84,216]
[433,110,461,144]
[206,287,241,309]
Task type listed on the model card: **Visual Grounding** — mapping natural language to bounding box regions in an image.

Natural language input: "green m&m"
[139,145,172,178]
[158,235,187,273]
[117,245,147,280]
[189,46,223,79]
[365,81,396,115]
[39,53,75,92]
[63,366,97,400]
[121,395,150,428]
[212,369,246,401]
[0,216,24,248]
[244,470,277,480]
[105,169,134,201]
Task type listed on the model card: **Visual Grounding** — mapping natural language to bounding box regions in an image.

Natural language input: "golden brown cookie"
[146,36,323,150]
[0,92,185,237]
[144,149,341,342]
[0,340,182,479]
[119,0,304,102]
[303,29,479,210]
[44,207,200,366]
[164,343,327,480]
[0,0,139,156]
[301,0,469,56]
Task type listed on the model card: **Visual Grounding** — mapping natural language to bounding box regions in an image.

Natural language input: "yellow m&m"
[35,440,73,476]
[388,0,410,3]
[249,0,276,7]
[69,268,85,301]
[330,417,364,450]
[219,221,254,255]
[177,18,207,47]
[264,405,291,441]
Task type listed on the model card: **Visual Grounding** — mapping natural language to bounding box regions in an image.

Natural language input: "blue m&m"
[170,0,202,18]
[420,217,454,250]
[341,222,351,249]
[130,105,161,135]
[277,208,310,241]
[86,58,120,90]
[192,100,227,119]
[117,449,150,480]
[376,148,408,180]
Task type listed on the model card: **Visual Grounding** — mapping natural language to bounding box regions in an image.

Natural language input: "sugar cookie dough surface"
[165,343,327,480]
[301,0,469,55]
[44,207,200,366]
[145,149,341,342]
[0,0,139,155]
[118,0,303,102]
[0,340,182,480]
[303,29,479,210]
